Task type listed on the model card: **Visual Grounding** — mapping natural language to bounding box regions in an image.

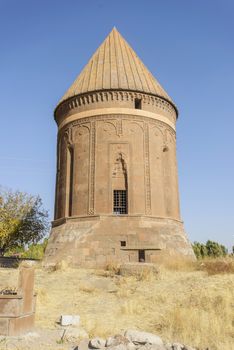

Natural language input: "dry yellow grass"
[0,258,233,350]
[197,256,234,275]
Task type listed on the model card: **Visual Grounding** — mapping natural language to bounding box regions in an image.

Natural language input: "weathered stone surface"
[124,330,163,346]
[89,337,106,349]
[127,342,136,350]
[106,334,130,347]
[77,339,90,350]
[45,217,195,268]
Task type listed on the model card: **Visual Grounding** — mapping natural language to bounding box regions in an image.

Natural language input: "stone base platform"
[44,215,195,268]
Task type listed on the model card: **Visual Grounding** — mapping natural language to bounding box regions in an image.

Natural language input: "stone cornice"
[52,214,183,227]
[54,90,178,123]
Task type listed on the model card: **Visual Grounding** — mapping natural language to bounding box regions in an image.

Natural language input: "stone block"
[89,337,106,349]
[8,314,35,336]
[0,265,36,336]
[0,318,9,336]
[60,314,80,326]
[124,330,163,346]
[0,296,22,317]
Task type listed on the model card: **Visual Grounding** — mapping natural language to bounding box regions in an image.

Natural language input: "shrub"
[21,238,48,260]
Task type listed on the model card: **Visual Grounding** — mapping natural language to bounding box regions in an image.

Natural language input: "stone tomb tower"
[45,28,195,267]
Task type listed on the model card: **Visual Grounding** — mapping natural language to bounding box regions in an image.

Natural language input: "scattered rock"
[171,344,184,350]
[125,330,163,346]
[77,338,90,350]
[89,337,106,349]
[127,342,136,350]
[72,331,195,350]
[170,343,196,350]
[106,334,130,347]
[106,336,116,347]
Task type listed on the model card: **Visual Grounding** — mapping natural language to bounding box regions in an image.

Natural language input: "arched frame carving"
[56,114,176,218]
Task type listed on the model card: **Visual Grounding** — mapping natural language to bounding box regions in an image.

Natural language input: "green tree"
[193,240,228,259]
[192,242,208,259]
[206,240,227,258]
[0,188,49,256]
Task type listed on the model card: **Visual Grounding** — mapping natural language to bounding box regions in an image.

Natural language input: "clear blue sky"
[0,0,233,250]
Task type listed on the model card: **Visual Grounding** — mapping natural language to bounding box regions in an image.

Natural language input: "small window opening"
[120,241,126,247]
[113,190,127,214]
[163,146,168,153]
[135,98,142,110]
[138,250,145,262]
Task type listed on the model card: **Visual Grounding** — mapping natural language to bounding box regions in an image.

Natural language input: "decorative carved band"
[59,114,175,138]
[116,118,123,137]
[88,121,96,215]
[144,122,151,215]
[55,90,177,121]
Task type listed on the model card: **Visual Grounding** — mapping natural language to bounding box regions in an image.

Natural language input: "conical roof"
[58,28,174,105]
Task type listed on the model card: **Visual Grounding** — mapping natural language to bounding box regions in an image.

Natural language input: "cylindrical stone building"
[44,28,195,267]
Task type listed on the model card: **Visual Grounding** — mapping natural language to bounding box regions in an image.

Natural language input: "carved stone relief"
[143,122,151,215]
[55,90,177,123]
[88,121,96,215]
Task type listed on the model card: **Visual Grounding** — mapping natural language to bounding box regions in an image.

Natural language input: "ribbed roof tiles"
[59,28,174,105]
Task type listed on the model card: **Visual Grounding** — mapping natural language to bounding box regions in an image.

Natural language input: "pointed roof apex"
[58,28,175,107]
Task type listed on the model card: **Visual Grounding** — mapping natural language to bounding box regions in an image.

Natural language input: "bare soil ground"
[0,259,233,350]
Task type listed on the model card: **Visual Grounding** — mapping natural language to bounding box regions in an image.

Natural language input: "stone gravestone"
[0,262,36,336]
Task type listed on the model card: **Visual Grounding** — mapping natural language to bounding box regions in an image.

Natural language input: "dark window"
[113,190,127,214]
[138,250,145,262]
[120,241,126,247]
[135,98,142,109]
